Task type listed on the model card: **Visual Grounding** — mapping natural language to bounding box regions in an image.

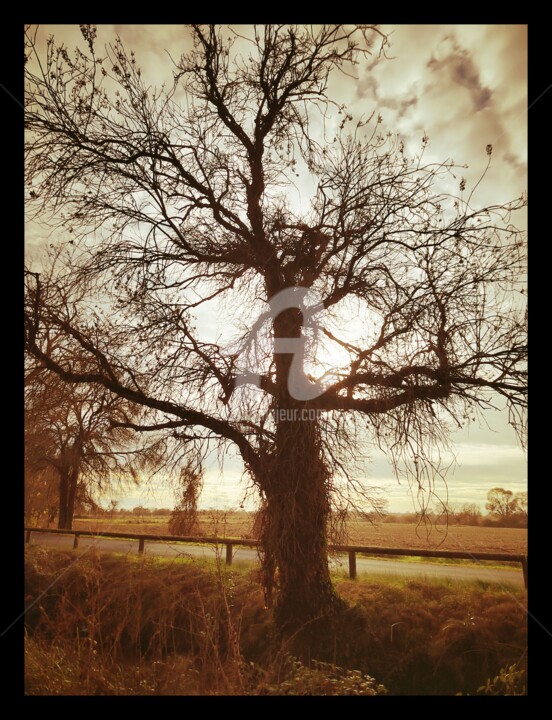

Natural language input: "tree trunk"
[58,470,69,529]
[264,413,344,628]
[66,467,78,530]
[261,306,345,628]
[57,463,79,530]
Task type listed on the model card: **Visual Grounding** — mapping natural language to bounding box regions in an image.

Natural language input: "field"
[72,512,527,555]
[339,520,527,555]
[24,546,527,696]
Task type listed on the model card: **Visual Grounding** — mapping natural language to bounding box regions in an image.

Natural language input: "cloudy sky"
[25,25,527,512]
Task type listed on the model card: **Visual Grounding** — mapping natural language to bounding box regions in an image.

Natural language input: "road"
[27,531,523,588]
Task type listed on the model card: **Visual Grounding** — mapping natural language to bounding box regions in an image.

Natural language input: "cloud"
[452,443,525,467]
[352,25,527,208]
[427,36,492,112]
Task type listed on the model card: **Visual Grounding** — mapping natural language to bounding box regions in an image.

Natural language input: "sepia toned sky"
[26,25,527,512]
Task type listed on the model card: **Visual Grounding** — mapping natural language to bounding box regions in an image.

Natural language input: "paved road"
[27,531,523,588]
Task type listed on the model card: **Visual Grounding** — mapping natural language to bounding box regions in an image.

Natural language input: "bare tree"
[455,503,482,526]
[25,340,156,529]
[515,491,528,520]
[24,25,527,626]
[485,487,524,524]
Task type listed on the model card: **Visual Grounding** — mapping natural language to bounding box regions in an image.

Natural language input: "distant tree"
[515,491,527,519]
[132,506,151,516]
[430,500,455,525]
[456,502,481,526]
[485,488,519,521]
[24,24,527,626]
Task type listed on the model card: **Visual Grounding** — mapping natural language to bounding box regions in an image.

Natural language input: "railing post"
[138,537,145,554]
[521,556,527,589]
[225,542,233,566]
[348,550,357,580]
[25,529,32,544]
[73,533,79,550]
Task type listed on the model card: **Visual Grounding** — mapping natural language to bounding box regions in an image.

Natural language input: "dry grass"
[24,546,527,696]
[73,513,527,555]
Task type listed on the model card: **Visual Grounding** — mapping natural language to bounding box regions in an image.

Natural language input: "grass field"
[72,512,527,555]
[24,546,527,695]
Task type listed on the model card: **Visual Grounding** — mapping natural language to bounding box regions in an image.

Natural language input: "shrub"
[477,663,527,696]
[260,655,387,696]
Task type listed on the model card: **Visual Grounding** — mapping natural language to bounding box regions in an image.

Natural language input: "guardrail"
[24,527,527,588]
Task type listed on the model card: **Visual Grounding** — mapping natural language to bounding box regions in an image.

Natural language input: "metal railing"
[24,526,527,587]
